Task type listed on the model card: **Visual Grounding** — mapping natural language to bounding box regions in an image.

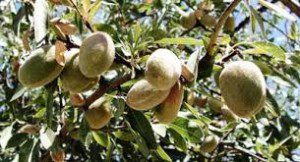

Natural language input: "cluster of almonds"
[18,31,115,130]
[126,49,184,124]
[180,1,235,32]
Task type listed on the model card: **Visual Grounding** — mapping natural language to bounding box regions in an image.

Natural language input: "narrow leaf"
[155,37,203,45]
[10,86,27,102]
[259,0,296,21]
[126,109,157,149]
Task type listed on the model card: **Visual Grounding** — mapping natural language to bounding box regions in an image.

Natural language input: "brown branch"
[281,0,300,17]
[83,71,142,109]
[207,0,242,56]
[226,145,267,162]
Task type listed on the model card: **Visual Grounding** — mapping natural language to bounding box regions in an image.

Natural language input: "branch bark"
[207,0,242,56]
[281,0,300,17]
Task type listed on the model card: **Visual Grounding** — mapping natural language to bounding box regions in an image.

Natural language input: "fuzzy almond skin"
[79,32,115,77]
[199,14,217,28]
[180,12,197,29]
[155,81,184,124]
[219,61,266,118]
[18,46,64,88]
[85,98,111,129]
[207,97,223,113]
[126,79,170,110]
[200,135,218,153]
[145,49,182,90]
[224,15,235,33]
[60,52,99,93]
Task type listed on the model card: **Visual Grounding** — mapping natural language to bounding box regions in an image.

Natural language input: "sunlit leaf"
[259,0,296,21]
[155,37,203,45]
[127,110,157,149]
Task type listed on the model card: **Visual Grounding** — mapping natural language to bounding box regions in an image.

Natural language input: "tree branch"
[83,70,142,109]
[225,145,267,162]
[281,0,300,17]
[207,0,242,56]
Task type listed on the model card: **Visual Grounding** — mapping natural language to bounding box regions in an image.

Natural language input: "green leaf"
[88,0,102,21]
[33,107,46,119]
[184,102,212,124]
[19,139,34,162]
[250,6,267,38]
[33,0,48,43]
[252,42,285,60]
[259,0,296,21]
[28,139,40,162]
[253,61,272,75]
[94,23,116,36]
[155,146,172,162]
[241,41,286,61]
[155,37,203,45]
[169,117,203,143]
[169,129,187,152]
[6,133,28,149]
[10,86,27,102]
[126,109,157,149]
[114,98,125,120]
[0,124,14,149]
[125,121,150,157]
[79,119,89,142]
[105,135,113,162]
[114,130,134,141]
[92,131,108,147]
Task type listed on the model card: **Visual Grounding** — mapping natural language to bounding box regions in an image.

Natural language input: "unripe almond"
[85,97,111,129]
[60,51,99,93]
[224,14,235,33]
[219,61,266,118]
[207,97,223,113]
[145,49,182,90]
[199,14,217,28]
[154,81,184,124]
[200,135,218,153]
[180,12,197,29]
[18,46,64,88]
[79,32,115,77]
[126,79,170,110]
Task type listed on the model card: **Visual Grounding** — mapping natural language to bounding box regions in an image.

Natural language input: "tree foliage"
[0,0,300,161]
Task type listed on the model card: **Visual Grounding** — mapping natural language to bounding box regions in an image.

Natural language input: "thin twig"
[226,145,267,162]
[83,72,142,109]
[68,0,95,32]
[207,0,242,56]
